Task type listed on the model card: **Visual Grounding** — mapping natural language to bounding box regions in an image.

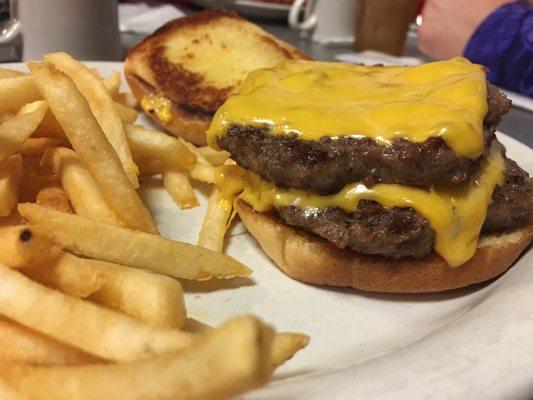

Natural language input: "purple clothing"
[464,2,533,97]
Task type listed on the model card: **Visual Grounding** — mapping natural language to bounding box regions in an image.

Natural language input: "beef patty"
[275,157,532,258]
[218,84,511,195]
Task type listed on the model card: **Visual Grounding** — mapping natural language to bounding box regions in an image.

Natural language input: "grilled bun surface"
[237,201,532,293]
[124,10,308,145]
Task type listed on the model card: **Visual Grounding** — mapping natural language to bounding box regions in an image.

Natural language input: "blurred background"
[0,0,530,143]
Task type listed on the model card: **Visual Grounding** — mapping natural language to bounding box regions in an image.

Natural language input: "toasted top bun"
[124,10,309,145]
[236,201,532,293]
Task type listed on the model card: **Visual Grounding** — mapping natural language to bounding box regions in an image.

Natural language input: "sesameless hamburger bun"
[237,201,532,293]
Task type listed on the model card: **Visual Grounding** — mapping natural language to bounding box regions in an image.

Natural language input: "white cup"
[0,0,122,61]
[288,0,358,44]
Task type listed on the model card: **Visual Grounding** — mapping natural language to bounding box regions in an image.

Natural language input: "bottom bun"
[236,201,532,293]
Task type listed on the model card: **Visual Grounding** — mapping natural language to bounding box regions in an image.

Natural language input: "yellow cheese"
[207,57,487,158]
[141,94,173,124]
[217,143,505,267]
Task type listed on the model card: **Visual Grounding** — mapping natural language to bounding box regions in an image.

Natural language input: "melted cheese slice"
[141,94,173,124]
[207,57,487,158]
[217,143,505,267]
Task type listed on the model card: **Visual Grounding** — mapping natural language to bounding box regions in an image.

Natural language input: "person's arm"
[418,0,533,96]
[463,2,532,96]
[418,0,508,59]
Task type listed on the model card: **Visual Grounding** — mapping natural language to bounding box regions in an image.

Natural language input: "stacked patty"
[217,84,533,258]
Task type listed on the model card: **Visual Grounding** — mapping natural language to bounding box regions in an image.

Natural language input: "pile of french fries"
[0,52,308,399]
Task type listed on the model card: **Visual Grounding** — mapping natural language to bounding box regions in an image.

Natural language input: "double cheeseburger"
[207,57,532,293]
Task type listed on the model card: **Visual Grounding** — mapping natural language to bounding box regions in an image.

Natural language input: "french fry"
[0,211,23,227]
[270,332,310,369]
[114,92,139,109]
[198,146,230,166]
[114,102,138,124]
[0,75,42,113]
[182,318,213,333]
[36,185,73,213]
[0,225,54,269]
[0,155,23,217]
[136,157,163,176]
[41,147,123,226]
[18,137,64,157]
[125,124,196,171]
[0,101,48,163]
[0,178,17,217]
[0,68,25,79]
[23,251,105,298]
[21,157,43,179]
[180,139,217,183]
[0,318,99,366]
[0,110,15,122]
[102,72,120,97]
[19,174,57,203]
[45,53,139,188]
[29,61,157,234]
[0,376,22,400]
[163,170,199,209]
[198,187,233,252]
[32,110,65,138]
[0,265,195,361]
[0,316,274,400]
[87,257,187,328]
[18,203,252,280]
[25,252,186,328]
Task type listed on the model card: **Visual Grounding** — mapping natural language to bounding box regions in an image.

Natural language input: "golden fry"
[29,61,157,233]
[0,75,42,113]
[180,139,216,183]
[23,251,105,298]
[0,211,23,227]
[198,146,230,166]
[0,376,22,400]
[45,53,139,187]
[86,257,187,328]
[0,68,25,79]
[163,170,199,209]
[0,225,54,269]
[0,101,48,163]
[0,178,17,217]
[135,157,163,176]
[0,265,195,361]
[0,318,99,366]
[114,102,138,124]
[18,203,252,280]
[125,124,196,171]
[18,137,64,157]
[26,251,186,328]
[19,174,57,203]
[36,185,73,214]
[114,92,139,109]
[32,110,65,138]
[102,71,120,97]
[0,316,274,400]
[270,332,310,369]
[41,147,123,226]
[198,186,233,252]
[0,155,23,217]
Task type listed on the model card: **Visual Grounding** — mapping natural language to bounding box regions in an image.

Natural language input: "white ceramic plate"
[6,61,532,399]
